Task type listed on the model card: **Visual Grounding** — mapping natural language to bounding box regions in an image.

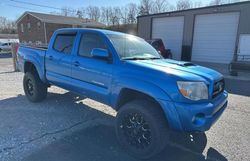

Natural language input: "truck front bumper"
[158,91,228,132]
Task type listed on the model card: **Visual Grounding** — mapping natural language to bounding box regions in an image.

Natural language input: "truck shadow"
[17,92,227,161]
[225,78,250,96]
[0,91,227,161]
[22,124,227,161]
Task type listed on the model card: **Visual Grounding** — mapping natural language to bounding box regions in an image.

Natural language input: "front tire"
[116,100,169,159]
[23,72,47,102]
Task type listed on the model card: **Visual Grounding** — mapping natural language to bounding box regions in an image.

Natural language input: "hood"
[127,59,223,82]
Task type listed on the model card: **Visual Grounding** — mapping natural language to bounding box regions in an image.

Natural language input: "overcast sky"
[0,0,238,20]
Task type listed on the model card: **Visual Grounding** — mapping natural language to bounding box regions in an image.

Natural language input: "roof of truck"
[55,28,130,36]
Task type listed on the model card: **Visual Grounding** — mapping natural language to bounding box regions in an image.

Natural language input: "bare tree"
[168,4,176,11]
[86,6,101,21]
[209,0,225,5]
[76,11,82,18]
[152,0,169,13]
[0,17,7,29]
[209,0,240,5]
[176,0,192,10]
[76,10,83,18]
[127,3,138,24]
[61,7,76,17]
[193,1,203,8]
[0,17,16,34]
[101,7,112,26]
[100,3,138,26]
[109,7,122,26]
[138,0,153,15]
[47,0,245,27]
[120,6,129,24]
[77,7,87,19]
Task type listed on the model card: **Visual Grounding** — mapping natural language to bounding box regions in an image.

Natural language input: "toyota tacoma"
[17,28,228,159]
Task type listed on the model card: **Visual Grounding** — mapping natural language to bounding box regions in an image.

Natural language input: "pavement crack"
[0,118,105,154]
[20,122,84,145]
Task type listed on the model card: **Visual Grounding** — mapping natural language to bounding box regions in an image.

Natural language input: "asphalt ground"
[0,54,249,161]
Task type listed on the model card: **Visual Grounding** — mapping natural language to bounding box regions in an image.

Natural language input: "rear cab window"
[53,33,76,54]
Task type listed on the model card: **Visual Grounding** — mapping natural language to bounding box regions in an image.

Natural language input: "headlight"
[177,81,208,101]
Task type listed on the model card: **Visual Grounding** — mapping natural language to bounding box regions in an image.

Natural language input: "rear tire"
[23,72,47,102]
[116,100,169,159]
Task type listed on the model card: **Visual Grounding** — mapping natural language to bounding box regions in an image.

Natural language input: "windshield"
[107,34,161,60]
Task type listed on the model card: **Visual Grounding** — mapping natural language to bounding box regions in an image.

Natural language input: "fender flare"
[112,76,182,130]
[111,76,172,107]
[23,56,46,83]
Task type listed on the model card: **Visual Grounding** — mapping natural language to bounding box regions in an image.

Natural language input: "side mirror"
[91,48,109,59]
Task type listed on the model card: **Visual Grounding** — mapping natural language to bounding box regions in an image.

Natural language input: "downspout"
[43,22,47,45]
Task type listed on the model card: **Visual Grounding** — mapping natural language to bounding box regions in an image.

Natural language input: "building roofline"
[16,11,105,27]
[137,1,250,18]
[16,11,43,24]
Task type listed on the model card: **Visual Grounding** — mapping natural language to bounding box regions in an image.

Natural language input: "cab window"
[53,33,76,54]
[78,33,107,57]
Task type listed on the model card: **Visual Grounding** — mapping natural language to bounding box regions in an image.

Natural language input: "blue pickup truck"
[17,28,228,159]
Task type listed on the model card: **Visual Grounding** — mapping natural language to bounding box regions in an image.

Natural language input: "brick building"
[16,12,105,45]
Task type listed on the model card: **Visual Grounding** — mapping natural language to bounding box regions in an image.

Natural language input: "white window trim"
[21,23,24,33]
[27,23,31,30]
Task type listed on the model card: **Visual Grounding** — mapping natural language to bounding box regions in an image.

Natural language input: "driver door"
[71,32,113,104]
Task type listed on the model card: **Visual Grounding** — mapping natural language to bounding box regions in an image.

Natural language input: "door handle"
[74,61,80,67]
[49,55,53,60]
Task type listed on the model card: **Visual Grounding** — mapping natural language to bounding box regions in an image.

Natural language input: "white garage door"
[192,12,239,64]
[152,16,184,60]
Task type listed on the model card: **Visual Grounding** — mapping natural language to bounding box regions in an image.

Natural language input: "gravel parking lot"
[0,55,250,161]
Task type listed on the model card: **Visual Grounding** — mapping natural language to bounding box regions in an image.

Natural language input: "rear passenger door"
[45,32,76,88]
[71,32,113,104]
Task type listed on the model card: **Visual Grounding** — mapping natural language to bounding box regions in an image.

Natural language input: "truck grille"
[212,79,225,98]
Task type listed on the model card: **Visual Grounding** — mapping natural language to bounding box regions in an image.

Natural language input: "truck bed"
[17,45,47,82]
